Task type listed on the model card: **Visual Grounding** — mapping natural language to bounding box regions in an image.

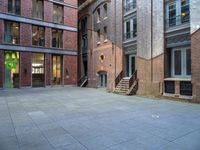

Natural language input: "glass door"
[99,72,107,88]
[129,55,135,77]
[4,51,19,88]
[52,55,61,85]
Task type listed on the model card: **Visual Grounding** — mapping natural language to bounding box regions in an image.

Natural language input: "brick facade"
[0,0,78,89]
[20,52,32,87]
[45,54,51,86]
[63,55,77,85]
[191,29,200,102]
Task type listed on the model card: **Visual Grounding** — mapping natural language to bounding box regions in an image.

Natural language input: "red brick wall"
[63,55,77,84]
[0,50,4,88]
[0,0,8,13]
[64,31,77,50]
[64,7,77,27]
[44,1,53,22]
[64,0,77,6]
[21,0,32,18]
[21,23,32,46]
[191,29,200,102]
[20,52,32,87]
[45,27,51,48]
[45,54,51,86]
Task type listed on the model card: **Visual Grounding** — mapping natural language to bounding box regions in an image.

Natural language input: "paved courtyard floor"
[0,87,200,150]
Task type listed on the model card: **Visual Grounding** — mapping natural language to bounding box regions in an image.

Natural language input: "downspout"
[151,0,153,82]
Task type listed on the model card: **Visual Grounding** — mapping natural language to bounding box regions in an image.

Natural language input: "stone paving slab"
[0,87,200,150]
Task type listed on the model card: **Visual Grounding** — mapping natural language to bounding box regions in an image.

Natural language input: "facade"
[121,0,200,102]
[123,0,137,77]
[78,0,123,90]
[0,0,78,89]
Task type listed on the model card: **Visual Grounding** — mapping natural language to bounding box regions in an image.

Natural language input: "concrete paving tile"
[0,136,20,150]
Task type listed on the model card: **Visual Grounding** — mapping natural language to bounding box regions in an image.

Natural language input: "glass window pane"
[8,0,13,13]
[174,50,182,75]
[186,49,191,75]
[32,26,39,46]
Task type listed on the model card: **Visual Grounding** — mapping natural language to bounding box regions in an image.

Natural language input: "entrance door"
[52,55,61,85]
[4,51,19,88]
[129,55,135,77]
[99,72,107,87]
[32,53,45,87]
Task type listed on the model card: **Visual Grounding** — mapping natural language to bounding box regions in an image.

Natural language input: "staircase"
[78,76,88,87]
[114,71,138,95]
[114,77,130,95]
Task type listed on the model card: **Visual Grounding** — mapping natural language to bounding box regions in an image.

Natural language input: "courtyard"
[0,87,200,150]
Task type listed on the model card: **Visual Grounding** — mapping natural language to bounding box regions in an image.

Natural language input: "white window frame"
[171,47,191,78]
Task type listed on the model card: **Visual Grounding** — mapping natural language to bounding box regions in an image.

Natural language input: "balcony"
[166,15,190,29]
[124,2,136,14]
[123,31,137,41]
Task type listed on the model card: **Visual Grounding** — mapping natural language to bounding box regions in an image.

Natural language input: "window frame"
[32,25,45,47]
[32,0,44,20]
[171,47,191,78]
[8,0,21,15]
[4,21,20,45]
[52,29,63,49]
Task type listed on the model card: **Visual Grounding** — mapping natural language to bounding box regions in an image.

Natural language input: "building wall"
[0,0,78,88]
[137,0,164,96]
[0,50,4,88]
[78,0,123,91]
[191,29,200,103]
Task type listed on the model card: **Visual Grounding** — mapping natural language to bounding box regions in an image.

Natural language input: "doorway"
[99,72,107,88]
[32,53,45,87]
[52,55,61,85]
[4,51,20,88]
[128,55,135,77]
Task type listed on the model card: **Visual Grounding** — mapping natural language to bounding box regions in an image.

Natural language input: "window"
[168,2,176,26]
[181,0,190,23]
[32,25,45,47]
[52,29,63,48]
[104,27,107,41]
[103,4,107,19]
[97,8,100,23]
[8,0,20,15]
[32,0,44,20]
[133,17,137,37]
[166,0,190,27]
[126,21,131,39]
[4,21,20,44]
[171,48,191,77]
[53,4,64,24]
[97,30,100,43]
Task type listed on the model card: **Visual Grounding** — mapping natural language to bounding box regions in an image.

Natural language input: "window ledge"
[164,77,191,81]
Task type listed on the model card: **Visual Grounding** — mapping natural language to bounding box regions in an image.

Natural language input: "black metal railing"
[123,31,137,41]
[124,2,136,13]
[166,15,190,28]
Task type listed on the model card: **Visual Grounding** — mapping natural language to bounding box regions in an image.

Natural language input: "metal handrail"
[129,70,137,88]
[165,14,190,28]
[115,70,124,87]
[123,31,137,41]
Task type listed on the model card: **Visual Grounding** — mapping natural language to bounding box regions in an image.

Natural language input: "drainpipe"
[151,0,153,82]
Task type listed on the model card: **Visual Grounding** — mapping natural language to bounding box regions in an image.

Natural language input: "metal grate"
[165,81,175,94]
[180,81,192,96]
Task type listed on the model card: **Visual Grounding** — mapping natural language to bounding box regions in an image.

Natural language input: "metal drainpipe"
[114,0,117,80]
[151,0,153,82]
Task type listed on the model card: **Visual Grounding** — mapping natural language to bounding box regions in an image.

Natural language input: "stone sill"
[164,78,191,82]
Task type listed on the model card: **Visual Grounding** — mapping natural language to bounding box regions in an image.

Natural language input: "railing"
[124,2,136,13]
[123,31,137,41]
[166,15,190,29]
[115,70,124,87]
[78,75,87,86]
[129,70,137,88]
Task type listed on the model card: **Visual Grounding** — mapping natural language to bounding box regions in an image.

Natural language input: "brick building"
[78,0,123,90]
[120,0,200,102]
[0,0,78,88]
